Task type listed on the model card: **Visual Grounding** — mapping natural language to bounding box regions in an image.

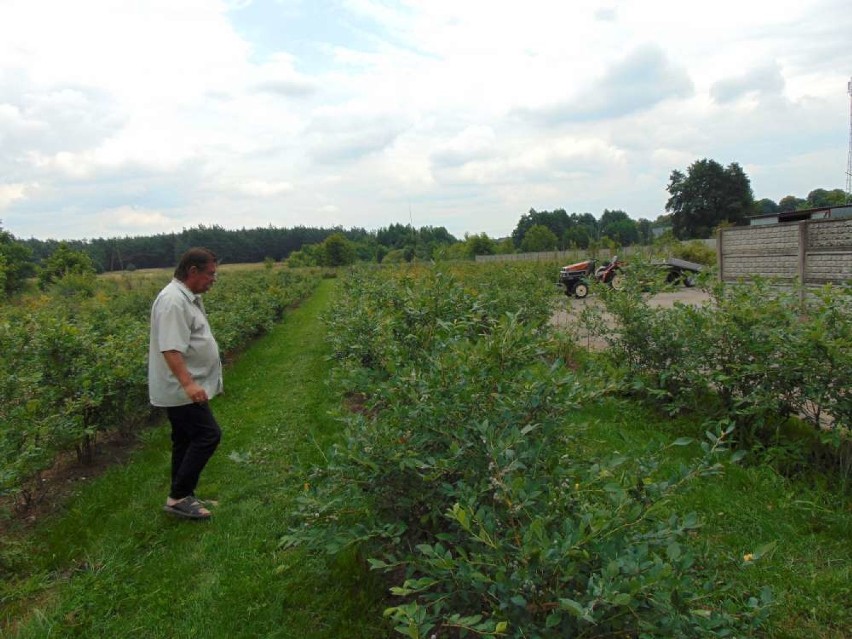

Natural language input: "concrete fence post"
[798,221,808,304]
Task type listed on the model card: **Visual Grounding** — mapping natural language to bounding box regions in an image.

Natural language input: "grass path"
[4,279,390,638]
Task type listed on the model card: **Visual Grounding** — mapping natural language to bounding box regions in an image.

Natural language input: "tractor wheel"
[574,282,589,298]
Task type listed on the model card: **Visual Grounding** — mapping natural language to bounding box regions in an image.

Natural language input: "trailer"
[656,257,703,287]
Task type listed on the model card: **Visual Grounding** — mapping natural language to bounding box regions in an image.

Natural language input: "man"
[149,247,223,520]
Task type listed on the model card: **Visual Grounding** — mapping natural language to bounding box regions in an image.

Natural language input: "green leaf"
[672,437,694,446]
[667,542,682,560]
[545,611,562,628]
[520,423,538,435]
[753,540,778,560]
[559,598,585,617]
[729,450,747,464]
[611,593,632,606]
[451,503,471,530]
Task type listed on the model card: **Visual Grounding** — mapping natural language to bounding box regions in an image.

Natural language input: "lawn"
[565,398,851,639]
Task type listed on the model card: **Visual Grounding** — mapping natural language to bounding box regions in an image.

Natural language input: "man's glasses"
[196,267,218,280]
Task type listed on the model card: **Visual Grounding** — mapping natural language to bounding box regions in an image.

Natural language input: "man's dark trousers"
[166,402,221,499]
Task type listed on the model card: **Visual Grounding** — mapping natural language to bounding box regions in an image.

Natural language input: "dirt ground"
[0,429,144,531]
[550,286,712,350]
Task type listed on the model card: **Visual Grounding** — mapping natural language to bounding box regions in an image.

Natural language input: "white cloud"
[230,179,294,197]
[251,53,319,97]
[711,64,786,104]
[0,0,848,241]
[98,205,175,233]
[430,125,497,167]
[0,183,31,209]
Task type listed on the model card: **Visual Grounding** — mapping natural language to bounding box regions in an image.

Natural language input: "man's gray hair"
[174,247,218,281]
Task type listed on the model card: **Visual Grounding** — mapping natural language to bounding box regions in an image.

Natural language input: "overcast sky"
[1,0,850,241]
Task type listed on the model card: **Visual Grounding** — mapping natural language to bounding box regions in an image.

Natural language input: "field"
[1,262,849,638]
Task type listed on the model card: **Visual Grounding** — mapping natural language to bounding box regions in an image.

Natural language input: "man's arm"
[162,350,208,403]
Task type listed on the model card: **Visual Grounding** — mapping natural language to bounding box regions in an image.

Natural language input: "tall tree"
[755,198,779,215]
[599,209,639,245]
[0,223,36,296]
[665,159,755,239]
[512,209,571,248]
[636,218,654,245]
[563,226,591,249]
[464,233,496,257]
[777,195,806,212]
[806,188,848,208]
[520,224,558,252]
[37,242,96,289]
[321,233,357,267]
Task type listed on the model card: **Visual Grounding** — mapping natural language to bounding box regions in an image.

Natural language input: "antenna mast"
[847,77,852,201]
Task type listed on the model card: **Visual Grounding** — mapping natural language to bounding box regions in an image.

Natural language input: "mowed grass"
[2,279,390,638]
[564,398,851,639]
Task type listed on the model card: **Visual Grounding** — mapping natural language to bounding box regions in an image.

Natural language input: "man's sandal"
[163,496,212,520]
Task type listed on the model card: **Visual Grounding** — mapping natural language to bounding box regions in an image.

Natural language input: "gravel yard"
[550,286,712,350]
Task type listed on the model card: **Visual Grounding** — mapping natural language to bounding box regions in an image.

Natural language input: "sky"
[1,0,850,242]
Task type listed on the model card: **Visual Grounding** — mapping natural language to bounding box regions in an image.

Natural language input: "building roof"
[747,204,852,225]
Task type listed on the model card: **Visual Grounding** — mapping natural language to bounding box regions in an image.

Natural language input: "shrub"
[283,264,768,638]
[672,240,716,266]
[583,274,851,477]
[37,243,96,290]
[0,267,322,506]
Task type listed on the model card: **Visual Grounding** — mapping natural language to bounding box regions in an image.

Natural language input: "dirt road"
[550,287,711,349]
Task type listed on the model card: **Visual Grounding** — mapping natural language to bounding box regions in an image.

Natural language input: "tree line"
[1,156,846,296]
[507,158,848,252]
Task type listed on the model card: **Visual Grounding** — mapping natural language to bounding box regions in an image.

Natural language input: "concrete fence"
[476,244,645,265]
[474,239,716,265]
[718,218,852,287]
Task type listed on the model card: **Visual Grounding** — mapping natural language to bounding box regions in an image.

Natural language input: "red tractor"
[558,256,624,298]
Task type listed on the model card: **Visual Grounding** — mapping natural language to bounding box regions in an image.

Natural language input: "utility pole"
[847,77,852,201]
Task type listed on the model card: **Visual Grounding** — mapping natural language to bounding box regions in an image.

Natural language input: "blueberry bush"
[283,263,767,638]
[0,267,320,507]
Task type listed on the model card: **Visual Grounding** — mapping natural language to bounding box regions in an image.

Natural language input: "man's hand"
[162,350,208,403]
[184,381,209,403]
